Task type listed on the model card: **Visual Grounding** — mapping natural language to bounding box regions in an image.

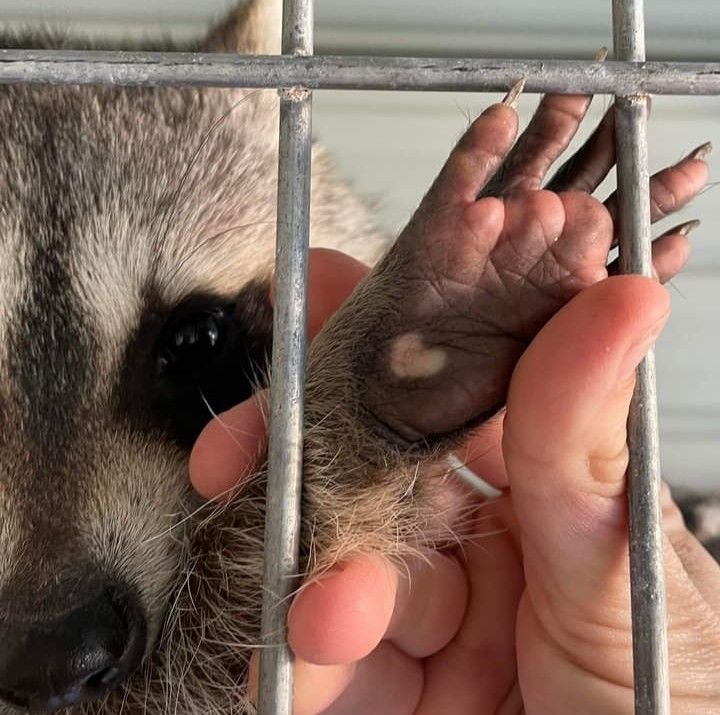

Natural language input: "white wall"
[1,1,719,489]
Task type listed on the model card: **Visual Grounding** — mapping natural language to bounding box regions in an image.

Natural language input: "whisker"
[142,439,266,546]
[446,452,502,498]
[143,495,225,545]
[199,391,251,448]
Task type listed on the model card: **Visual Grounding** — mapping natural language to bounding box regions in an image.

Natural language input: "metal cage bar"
[613,1,671,712]
[0,51,720,94]
[257,1,314,713]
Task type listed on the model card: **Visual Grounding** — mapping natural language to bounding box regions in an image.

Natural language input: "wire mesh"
[1,0,698,711]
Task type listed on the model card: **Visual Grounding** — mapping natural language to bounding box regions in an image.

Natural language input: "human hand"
[191,261,720,715]
[190,91,717,713]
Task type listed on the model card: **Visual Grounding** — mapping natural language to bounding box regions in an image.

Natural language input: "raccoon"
[0,1,714,713]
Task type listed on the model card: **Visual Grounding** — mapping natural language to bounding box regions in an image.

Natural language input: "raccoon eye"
[156,308,229,381]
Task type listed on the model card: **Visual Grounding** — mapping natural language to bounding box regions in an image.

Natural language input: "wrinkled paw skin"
[300,95,710,569]
[361,189,611,443]
[308,106,612,451]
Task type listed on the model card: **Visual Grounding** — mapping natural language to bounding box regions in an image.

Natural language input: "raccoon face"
[0,1,387,708]
[0,76,280,711]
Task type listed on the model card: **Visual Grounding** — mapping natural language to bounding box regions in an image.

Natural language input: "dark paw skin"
[358,188,611,445]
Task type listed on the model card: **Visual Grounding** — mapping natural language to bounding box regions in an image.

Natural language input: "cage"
[1,0,718,712]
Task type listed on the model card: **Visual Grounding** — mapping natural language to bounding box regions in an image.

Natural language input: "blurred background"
[1,0,718,489]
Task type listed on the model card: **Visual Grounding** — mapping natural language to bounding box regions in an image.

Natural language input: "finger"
[387,552,468,658]
[546,104,615,193]
[288,555,398,666]
[288,552,467,666]
[270,247,371,339]
[545,95,652,195]
[252,646,425,715]
[189,390,268,498]
[502,278,671,702]
[190,249,369,498]
[247,653,356,715]
[492,276,720,703]
[605,144,710,239]
[481,92,595,196]
[316,643,423,715]
[550,190,613,286]
[289,553,466,714]
[504,278,720,696]
[415,524,523,715]
[455,411,508,490]
[426,100,520,206]
[607,219,697,284]
[504,276,671,603]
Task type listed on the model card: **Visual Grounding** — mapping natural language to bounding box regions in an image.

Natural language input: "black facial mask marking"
[117,280,273,449]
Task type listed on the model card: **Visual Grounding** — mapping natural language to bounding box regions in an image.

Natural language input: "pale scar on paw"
[390,332,448,379]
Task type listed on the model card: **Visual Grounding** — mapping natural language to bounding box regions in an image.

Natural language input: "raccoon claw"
[501,78,526,110]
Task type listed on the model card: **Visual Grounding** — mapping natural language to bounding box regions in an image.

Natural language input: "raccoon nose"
[0,583,146,711]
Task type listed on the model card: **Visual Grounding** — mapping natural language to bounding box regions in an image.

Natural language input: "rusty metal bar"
[0,50,719,94]
[257,0,314,713]
[613,0,671,712]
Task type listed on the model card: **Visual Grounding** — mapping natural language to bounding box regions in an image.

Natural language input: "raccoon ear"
[201,0,282,55]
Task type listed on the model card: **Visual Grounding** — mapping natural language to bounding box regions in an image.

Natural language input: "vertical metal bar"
[613,1,671,713]
[258,1,314,714]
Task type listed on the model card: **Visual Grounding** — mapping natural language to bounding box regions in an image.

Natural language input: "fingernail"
[618,311,670,381]
[685,141,713,161]
[664,218,701,237]
[594,47,609,62]
[502,78,526,110]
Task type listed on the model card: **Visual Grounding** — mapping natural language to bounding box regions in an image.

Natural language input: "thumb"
[503,275,670,603]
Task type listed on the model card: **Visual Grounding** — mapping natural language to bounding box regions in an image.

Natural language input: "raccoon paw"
[309,99,707,448]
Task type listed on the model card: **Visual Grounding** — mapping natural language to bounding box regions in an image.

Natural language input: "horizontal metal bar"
[0,50,720,94]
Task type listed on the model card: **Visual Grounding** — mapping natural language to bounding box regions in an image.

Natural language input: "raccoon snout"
[0,581,146,712]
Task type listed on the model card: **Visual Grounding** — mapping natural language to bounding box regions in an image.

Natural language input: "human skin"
[190,94,720,713]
